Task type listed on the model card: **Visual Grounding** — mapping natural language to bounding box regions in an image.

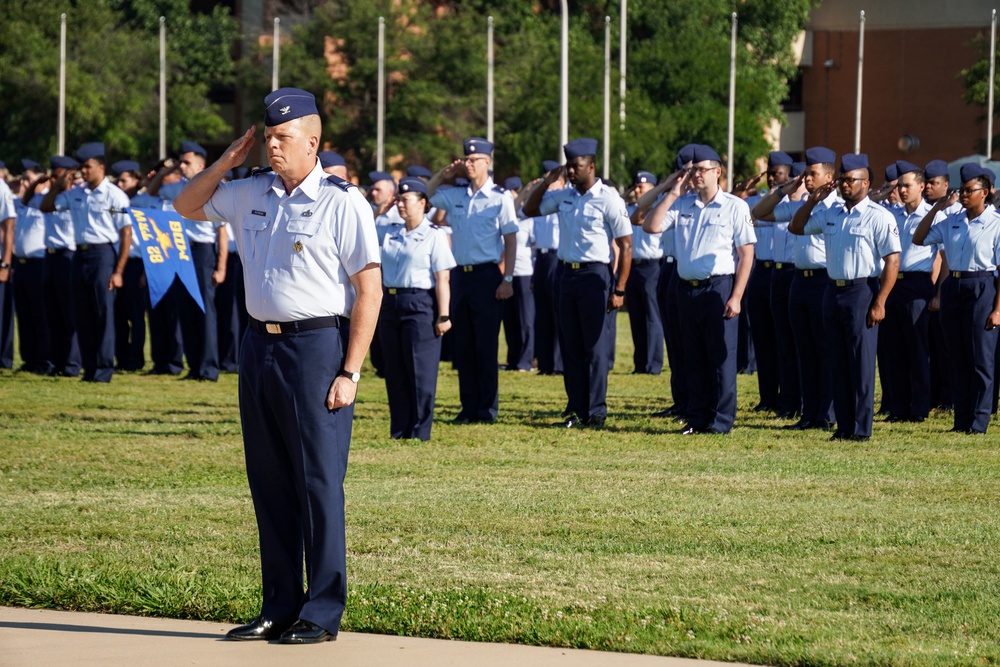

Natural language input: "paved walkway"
[0,606,761,666]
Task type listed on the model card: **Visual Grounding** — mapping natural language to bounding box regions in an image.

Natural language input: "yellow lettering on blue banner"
[169,220,190,261]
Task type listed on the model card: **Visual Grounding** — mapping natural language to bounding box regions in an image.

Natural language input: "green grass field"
[1,314,999,666]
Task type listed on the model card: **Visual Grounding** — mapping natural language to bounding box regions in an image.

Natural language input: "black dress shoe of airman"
[782,419,810,430]
[829,431,848,441]
[559,415,584,428]
[585,416,606,428]
[278,619,337,644]
[680,426,703,435]
[226,616,292,641]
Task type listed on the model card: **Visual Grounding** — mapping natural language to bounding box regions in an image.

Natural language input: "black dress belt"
[457,262,496,273]
[829,278,869,288]
[950,270,995,279]
[896,271,931,280]
[384,287,425,295]
[248,315,342,334]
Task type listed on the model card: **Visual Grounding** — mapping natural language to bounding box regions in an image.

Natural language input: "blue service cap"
[464,137,493,156]
[263,87,319,127]
[839,153,870,173]
[924,159,949,180]
[179,141,206,157]
[674,143,698,170]
[791,162,805,178]
[767,151,794,168]
[406,165,432,178]
[884,163,899,182]
[692,144,721,164]
[20,158,40,171]
[76,142,105,162]
[319,151,345,168]
[959,162,991,185]
[542,160,560,174]
[111,160,140,177]
[50,156,79,170]
[633,170,657,186]
[805,146,836,166]
[504,176,523,191]
[368,171,394,185]
[894,160,922,177]
[564,138,599,160]
[398,176,429,196]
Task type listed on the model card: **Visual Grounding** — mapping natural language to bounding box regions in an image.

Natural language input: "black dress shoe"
[807,419,833,430]
[651,407,674,418]
[585,415,606,428]
[451,415,473,425]
[751,403,773,413]
[558,415,584,428]
[849,434,870,442]
[680,426,703,435]
[226,616,291,641]
[278,619,337,644]
[829,431,848,441]
[782,419,809,430]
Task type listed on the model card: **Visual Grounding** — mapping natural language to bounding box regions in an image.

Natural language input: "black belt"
[950,270,995,279]
[774,262,793,270]
[384,287,426,295]
[829,278,870,288]
[632,258,660,266]
[77,243,113,251]
[759,260,775,269]
[561,260,603,269]
[248,315,342,335]
[681,274,731,288]
[457,262,496,273]
[536,248,556,255]
[16,256,43,264]
[896,271,931,280]
[796,268,827,279]
[46,247,72,255]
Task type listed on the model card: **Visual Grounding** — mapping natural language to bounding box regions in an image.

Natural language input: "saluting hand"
[780,173,805,196]
[327,376,358,410]
[733,171,765,198]
[811,180,837,202]
[223,127,256,170]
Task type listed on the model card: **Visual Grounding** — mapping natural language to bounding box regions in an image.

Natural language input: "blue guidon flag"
[128,208,205,312]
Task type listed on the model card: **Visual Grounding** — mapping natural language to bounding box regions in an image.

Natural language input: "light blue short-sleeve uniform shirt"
[0,180,15,222]
[14,198,47,258]
[37,187,76,251]
[774,192,841,269]
[660,189,756,281]
[161,180,222,244]
[923,206,1000,272]
[375,205,404,246]
[430,177,518,266]
[511,217,535,276]
[890,200,937,272]
[745,193,773,262]
[539,180,631,263]
[626,203,663,261]
[380,220,456,289]
[55,178,131,245]
[202,160,381,322]
[802,197,901,280]
[532,212,559,252]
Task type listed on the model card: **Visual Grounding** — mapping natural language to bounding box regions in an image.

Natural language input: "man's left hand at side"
[326,376,358,410]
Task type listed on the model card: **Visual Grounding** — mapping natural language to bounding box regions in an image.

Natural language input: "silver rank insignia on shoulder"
[294,241,304,253]
[302,210,313,217]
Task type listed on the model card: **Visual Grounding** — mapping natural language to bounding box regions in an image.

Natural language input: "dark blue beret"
[633,170,657,186]
[76,142,105,162]
[504,176,523,191]
[319,151,345,168]
[791,162,805,178]
[50,156,79,170]
[111,160,140,177]
[542,160,561,174]
[692,144,721,164]
[884,163,899,182]
[464,137,493,156]
[767,151,794,168]
[564,138,599,160]
[398,177,428,196]
[805,146,836,166]
[179,141,206,157]
[406,165,432,178]
[924,159,949,180]
[894,160,922,177]
[20,158,40,171]
[675,144,698,170]
[368,171,394,185]
[263,87,319,127]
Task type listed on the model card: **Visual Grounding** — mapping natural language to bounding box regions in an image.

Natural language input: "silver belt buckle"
[265,322,281,334]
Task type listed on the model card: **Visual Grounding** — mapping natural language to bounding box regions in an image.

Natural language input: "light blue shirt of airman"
[38,187,76,251]
[14,198,47,258]
[627,203,663,261]
[531,212,559,254]
[202,159,380,322]
[745,193,773,262]
[161,180,223,244]
[802,196,901,280]
[922,206,1000,272]
[430,177,518,266]
[380,220,456,289]
[374,205,405,246]
[0,180,15,222]
[774,191,841,269]
[891,199,937,272]
[511,217,535,277]
[659,188,756,281]
[55,178,131,245]
[539,180,631,263]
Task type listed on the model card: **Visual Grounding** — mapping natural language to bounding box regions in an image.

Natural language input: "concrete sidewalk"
[0,606,761,666]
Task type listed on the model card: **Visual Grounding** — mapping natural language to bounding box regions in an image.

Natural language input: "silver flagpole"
[988,9,997,157]
[487,16,494,145]
[619,0,627,170]
[603,16,611,179]
[854,10,865,154]
[58,13,66,155]
[727,12,737,183]
[560,0,569,161]
[377,17,385,172]
[159,16,166,159]
[271,18,280,91]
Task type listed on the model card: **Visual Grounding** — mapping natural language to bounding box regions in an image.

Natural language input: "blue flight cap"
[21,158,41,171]
[504,176,523,191]
[691,144,721,164]
[76,142,105,162]
[633,170,657,186]
[924,159,949,180]
[959,162,991,185]
[542,160,560,173]
[839,153,870,173]
[111,160,140,177]
[179,141,206,157]
[398,176,429,196]
[368,171,394,185]
[805,146,836,166]
[674,143,698,170]
[406,165,432,178]
[791,162,805,178]
[984,167,997,186]
[319,150,345,168]
[884,163,899,182]
[50,156,79,170]
[767,151,794,168]
[464,137,493,156]
[263,87,319,127]
[564,138,599,160]
[894,160,922,177]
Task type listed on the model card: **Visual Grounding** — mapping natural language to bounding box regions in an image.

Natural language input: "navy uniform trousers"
[149,279,184,375]
[928,310,954,409]
[114,256,146,371]
[502,275,535,371]
[44,249,80,376]
[239,322,352,635]
[179,241,220,381]
[824,279,880,438]
[789,270,834,424]
[73,243,117,382]
[657,259,689,415]
[625,258,664,374]
[882,272,933,420]
[558,262,612,421]
[770,264,800,415]
[533,251,562,374]
[941,275,998,433]
[0,274,13,368]
[746,261,779,408]
[451,263,503,422]
[216,253,247,373]
[13,257,51,373]
[379,289,442,440]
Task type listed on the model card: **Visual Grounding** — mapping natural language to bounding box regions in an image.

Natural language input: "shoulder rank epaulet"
[493,184,506,193]
[250,167,273,177]
[326,174,357,191]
